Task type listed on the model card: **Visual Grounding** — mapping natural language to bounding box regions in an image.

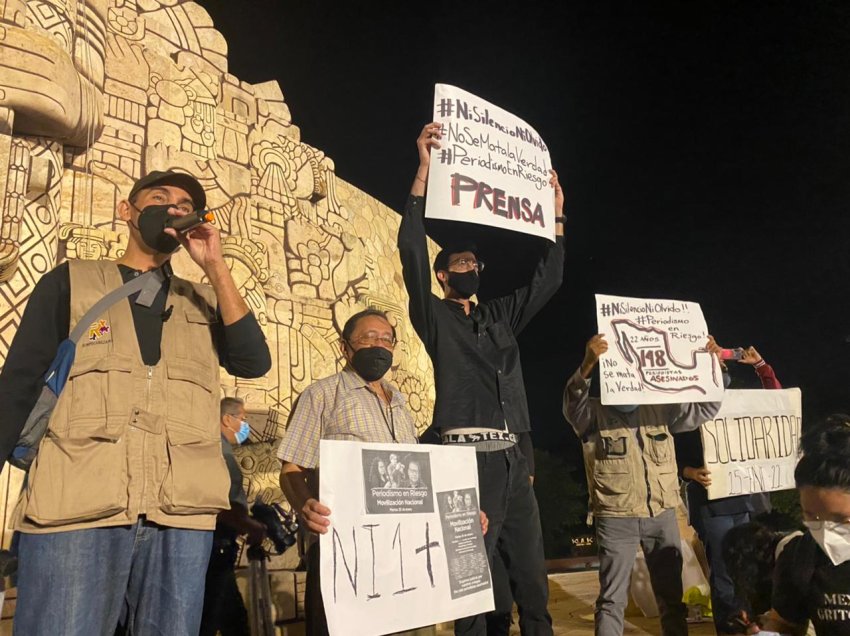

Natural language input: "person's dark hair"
[432,242,479,274]
[722,521,783,616]
[341,308,396,343]
[795,413,850,491]
[220,396,244,419]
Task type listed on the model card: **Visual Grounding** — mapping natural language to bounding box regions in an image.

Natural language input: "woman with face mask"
[749,415,850,635]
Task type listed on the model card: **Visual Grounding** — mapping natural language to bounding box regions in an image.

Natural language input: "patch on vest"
[87,319,111,342]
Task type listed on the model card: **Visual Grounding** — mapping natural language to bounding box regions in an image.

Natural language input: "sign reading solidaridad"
[425,83,556,242]
[700,388,802,500]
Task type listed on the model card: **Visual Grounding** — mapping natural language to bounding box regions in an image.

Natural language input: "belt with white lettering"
[441,430,518,445]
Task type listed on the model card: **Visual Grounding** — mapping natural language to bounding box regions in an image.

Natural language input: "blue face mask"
[723,372,732,389]
[235,421,250,445]
[613,404,639,414]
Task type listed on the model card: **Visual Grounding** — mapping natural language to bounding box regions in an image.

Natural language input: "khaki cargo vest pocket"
[645,425,672,464]
[657,467,680,508]
[596,432,628,459]
[61,356,134,433]
[165,360,217,438]
[160,425,230,515]
[25,436,128,526]
[593,458,635,511]
[175,306,219,364]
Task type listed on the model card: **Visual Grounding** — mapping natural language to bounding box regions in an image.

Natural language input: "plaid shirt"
[276,367,418,469]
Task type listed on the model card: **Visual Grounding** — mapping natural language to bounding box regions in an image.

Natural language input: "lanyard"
[372,387,397,442]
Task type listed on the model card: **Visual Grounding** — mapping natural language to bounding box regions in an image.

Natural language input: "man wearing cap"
[398,123,565,635]
[0,171,271,634]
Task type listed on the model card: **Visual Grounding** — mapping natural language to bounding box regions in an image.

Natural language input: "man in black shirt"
[3,170,271,635]
[398,123,564,635]
[0,174,271,468]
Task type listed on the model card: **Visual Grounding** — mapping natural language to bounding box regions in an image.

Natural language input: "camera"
[250,501,299,555]
[720,348,744,361]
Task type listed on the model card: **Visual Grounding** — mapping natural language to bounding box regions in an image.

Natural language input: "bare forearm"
[280,463,316,512]
[580,355,597,379]
[410,164,428,196]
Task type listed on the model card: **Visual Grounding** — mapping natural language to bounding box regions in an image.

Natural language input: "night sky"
[202,1,850,458]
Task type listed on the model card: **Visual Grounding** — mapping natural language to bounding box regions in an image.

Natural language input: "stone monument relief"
[0,0,438,625]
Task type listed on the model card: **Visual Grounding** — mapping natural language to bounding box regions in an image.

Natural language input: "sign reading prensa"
[595,294,724,405]
[319,441,493,636]
[700,388,802,500]
[425,83,555,241]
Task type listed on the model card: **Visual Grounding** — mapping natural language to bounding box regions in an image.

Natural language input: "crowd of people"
[0,120,843,636]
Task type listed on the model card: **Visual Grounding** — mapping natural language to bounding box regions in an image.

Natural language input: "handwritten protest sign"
[595,294,724,405]
[320,441,493,636]
[700,388,802,500]
[425,83,555,241]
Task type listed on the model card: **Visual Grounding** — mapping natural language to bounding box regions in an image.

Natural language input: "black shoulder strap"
[68,268,166,344]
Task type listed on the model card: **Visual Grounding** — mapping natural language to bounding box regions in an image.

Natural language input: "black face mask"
[131,204,181,254]
[447,270,480,299]
[350,346,393,382]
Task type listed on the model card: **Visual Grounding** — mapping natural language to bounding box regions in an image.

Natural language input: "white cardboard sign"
[425,83,555,241]
[701,388,802,500]
[595,294,724,405]
[319,440,494,636]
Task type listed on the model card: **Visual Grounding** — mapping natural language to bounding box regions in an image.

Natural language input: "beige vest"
[15,260,231,533]
[585,410,681,518]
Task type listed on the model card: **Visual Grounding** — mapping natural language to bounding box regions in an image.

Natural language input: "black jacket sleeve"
[398,195,440,352]
[518,432,535,476]
[486,236,564,336]
[0,263,70,463]
[213,311,272,378]
[674,428,705,478]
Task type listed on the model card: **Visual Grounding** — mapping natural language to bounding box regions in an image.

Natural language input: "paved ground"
[436,570,718,636]
[0,569,718,635]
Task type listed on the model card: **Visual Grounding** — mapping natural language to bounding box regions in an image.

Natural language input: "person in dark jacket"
[675,345,782,633]
[399,122,564,636]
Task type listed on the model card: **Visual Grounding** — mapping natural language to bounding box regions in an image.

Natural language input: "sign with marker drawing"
[700,389,802,500]
[319,440,493,636]
[595,294,724,405]
[425,83,556,241]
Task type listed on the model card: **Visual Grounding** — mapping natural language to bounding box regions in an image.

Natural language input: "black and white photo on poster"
[321,441,493,634]
[362,449,434,514]
[437,488,491,600]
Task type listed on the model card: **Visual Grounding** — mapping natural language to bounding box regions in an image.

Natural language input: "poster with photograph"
[437,488,491,600]
[362,448,434,514]
[319,441,493,636]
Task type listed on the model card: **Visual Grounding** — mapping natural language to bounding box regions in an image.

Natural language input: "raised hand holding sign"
[424,84,558,241]
[595,294,725,405]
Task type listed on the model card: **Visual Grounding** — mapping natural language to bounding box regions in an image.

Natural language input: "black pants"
[305,542,331,636]
[485,549,514,635]
[454,446,552,636]
[199,542,250,636]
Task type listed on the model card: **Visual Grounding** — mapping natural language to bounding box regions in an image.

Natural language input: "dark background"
[202,0,849,548]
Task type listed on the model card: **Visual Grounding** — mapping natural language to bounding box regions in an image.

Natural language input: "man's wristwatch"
[555,216,567,223]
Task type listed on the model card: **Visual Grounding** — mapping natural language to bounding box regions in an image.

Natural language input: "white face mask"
[804,520,850,566]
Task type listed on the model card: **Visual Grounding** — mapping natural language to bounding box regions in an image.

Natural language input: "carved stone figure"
[0,0,440,625]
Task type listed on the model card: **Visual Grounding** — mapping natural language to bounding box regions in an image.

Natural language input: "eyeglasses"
[448,257,485,273]
[145,190,195,215]
[348,333,397,349]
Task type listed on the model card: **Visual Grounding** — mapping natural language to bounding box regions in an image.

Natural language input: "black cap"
[128,170,206,210]
[433,242,479,273]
